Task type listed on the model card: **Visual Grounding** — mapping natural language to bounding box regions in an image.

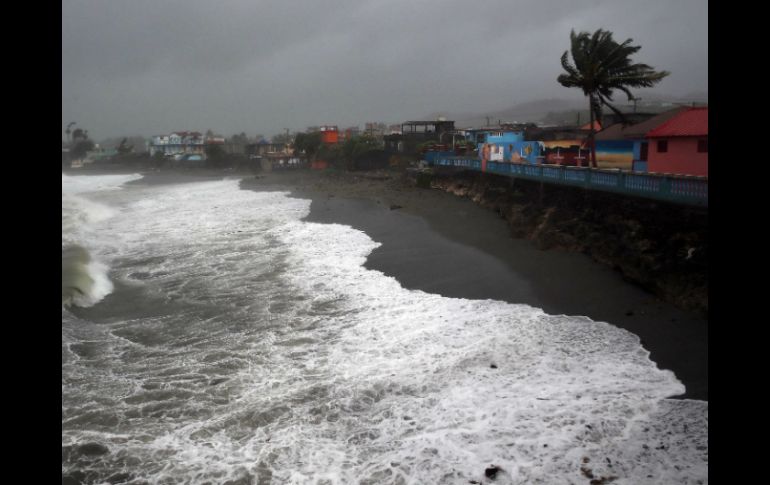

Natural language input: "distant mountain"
[426,98,586,128]
[426,92,707,128]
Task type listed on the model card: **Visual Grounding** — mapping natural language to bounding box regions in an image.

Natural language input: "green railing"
[432,157,708,207]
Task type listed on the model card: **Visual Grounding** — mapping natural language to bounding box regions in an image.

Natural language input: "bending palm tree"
[557,29,669,167]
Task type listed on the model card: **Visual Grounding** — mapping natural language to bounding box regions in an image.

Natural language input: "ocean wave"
[61,179,707,484]
[62,245,114,307]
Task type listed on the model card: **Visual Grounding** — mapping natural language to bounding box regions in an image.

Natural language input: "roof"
[594,107,689,141]
[646,107,708,138]
[403,120,455,125]
[579,121,601,131]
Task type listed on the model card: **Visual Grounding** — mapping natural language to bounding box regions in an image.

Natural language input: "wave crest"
[62,245,113,307]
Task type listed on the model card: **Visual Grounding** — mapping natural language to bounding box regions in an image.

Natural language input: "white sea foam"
[61,178,707,484]
[62,172,144,195]
[62,173,142,307]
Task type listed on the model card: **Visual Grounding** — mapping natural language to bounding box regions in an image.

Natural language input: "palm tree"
[557,29,669,167]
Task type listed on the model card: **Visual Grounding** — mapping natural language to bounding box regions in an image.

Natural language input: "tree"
[557,29,669,167]
[271,132,293,145]
[65,122,76,143]
[293,131,322,159]
[70,139,95,161]
[117,138,134,154]
[69,127,94,162]
[342,134,381,161]
[205,143,226,161]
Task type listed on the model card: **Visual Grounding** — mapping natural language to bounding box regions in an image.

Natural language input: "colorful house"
[526,126,592,166]
[319,125,339,144]
[646,107,708,177]
[594,107,690,172]
[149,131,205,157]
[462,129,541,164]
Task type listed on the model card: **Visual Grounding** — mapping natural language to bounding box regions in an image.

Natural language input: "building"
[319,125,339,144]
[462,128,542,164]
[149,131,205,157]
[246,140,291,158]
[646,107,708,176]
[384,120,455,154]
[524,125,592,166]
[594,107,692,172]
[340,126,361,142]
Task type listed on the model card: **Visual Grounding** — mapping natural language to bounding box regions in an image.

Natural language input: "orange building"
[320,125,339,144]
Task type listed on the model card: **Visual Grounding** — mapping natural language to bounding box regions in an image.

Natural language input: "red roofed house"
[646,107,708,177]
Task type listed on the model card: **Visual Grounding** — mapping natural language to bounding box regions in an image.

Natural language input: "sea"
[62,173,708,484]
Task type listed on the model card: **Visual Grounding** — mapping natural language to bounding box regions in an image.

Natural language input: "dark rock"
[484,465,502,479]
[490,364,498,369]
[581,466,594,479]
[430,171,707,316]
[389,204,403,210]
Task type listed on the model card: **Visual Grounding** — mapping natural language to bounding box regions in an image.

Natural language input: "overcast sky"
[62,0,707,140]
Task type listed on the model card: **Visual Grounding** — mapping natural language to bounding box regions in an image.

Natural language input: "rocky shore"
[426,170,708,318]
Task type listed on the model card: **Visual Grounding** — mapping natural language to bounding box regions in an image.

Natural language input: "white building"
[149,131,205,157]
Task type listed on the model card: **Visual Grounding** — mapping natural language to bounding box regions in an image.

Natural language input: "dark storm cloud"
[62,0,707,140]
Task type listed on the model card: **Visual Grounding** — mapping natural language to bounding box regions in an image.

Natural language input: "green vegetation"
[557,28,669,167]
[341,134,381,161]
[204,144,227,167]
[69,127,95,162]
[294,132,322,159]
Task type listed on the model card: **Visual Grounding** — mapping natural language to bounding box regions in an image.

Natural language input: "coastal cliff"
[424,170,708,317]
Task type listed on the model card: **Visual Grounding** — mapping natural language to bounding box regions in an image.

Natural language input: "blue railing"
[431,157,708,207]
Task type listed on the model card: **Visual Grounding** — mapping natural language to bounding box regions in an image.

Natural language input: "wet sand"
[241,169,707,401]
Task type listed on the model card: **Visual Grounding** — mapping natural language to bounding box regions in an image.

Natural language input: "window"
[697,139,708,153]
[657,140,668,153]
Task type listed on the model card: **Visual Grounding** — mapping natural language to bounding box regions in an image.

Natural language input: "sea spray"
[62,245,114,307]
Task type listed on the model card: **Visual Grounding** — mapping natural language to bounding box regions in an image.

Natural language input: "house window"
[657,140,668,153]
[697,139,708,153]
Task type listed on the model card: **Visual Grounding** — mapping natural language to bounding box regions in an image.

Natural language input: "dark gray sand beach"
[238,169,707,401]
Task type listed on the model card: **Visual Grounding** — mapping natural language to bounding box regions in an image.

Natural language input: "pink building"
[646,107,708,177]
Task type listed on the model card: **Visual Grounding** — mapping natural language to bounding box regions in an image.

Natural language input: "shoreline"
[71,167,706,400]
[240,169,707,401]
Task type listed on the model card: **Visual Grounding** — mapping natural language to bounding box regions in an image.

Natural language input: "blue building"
[465,129,543,164]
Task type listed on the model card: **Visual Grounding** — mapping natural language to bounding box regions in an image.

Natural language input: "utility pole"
[631,97,641,113]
